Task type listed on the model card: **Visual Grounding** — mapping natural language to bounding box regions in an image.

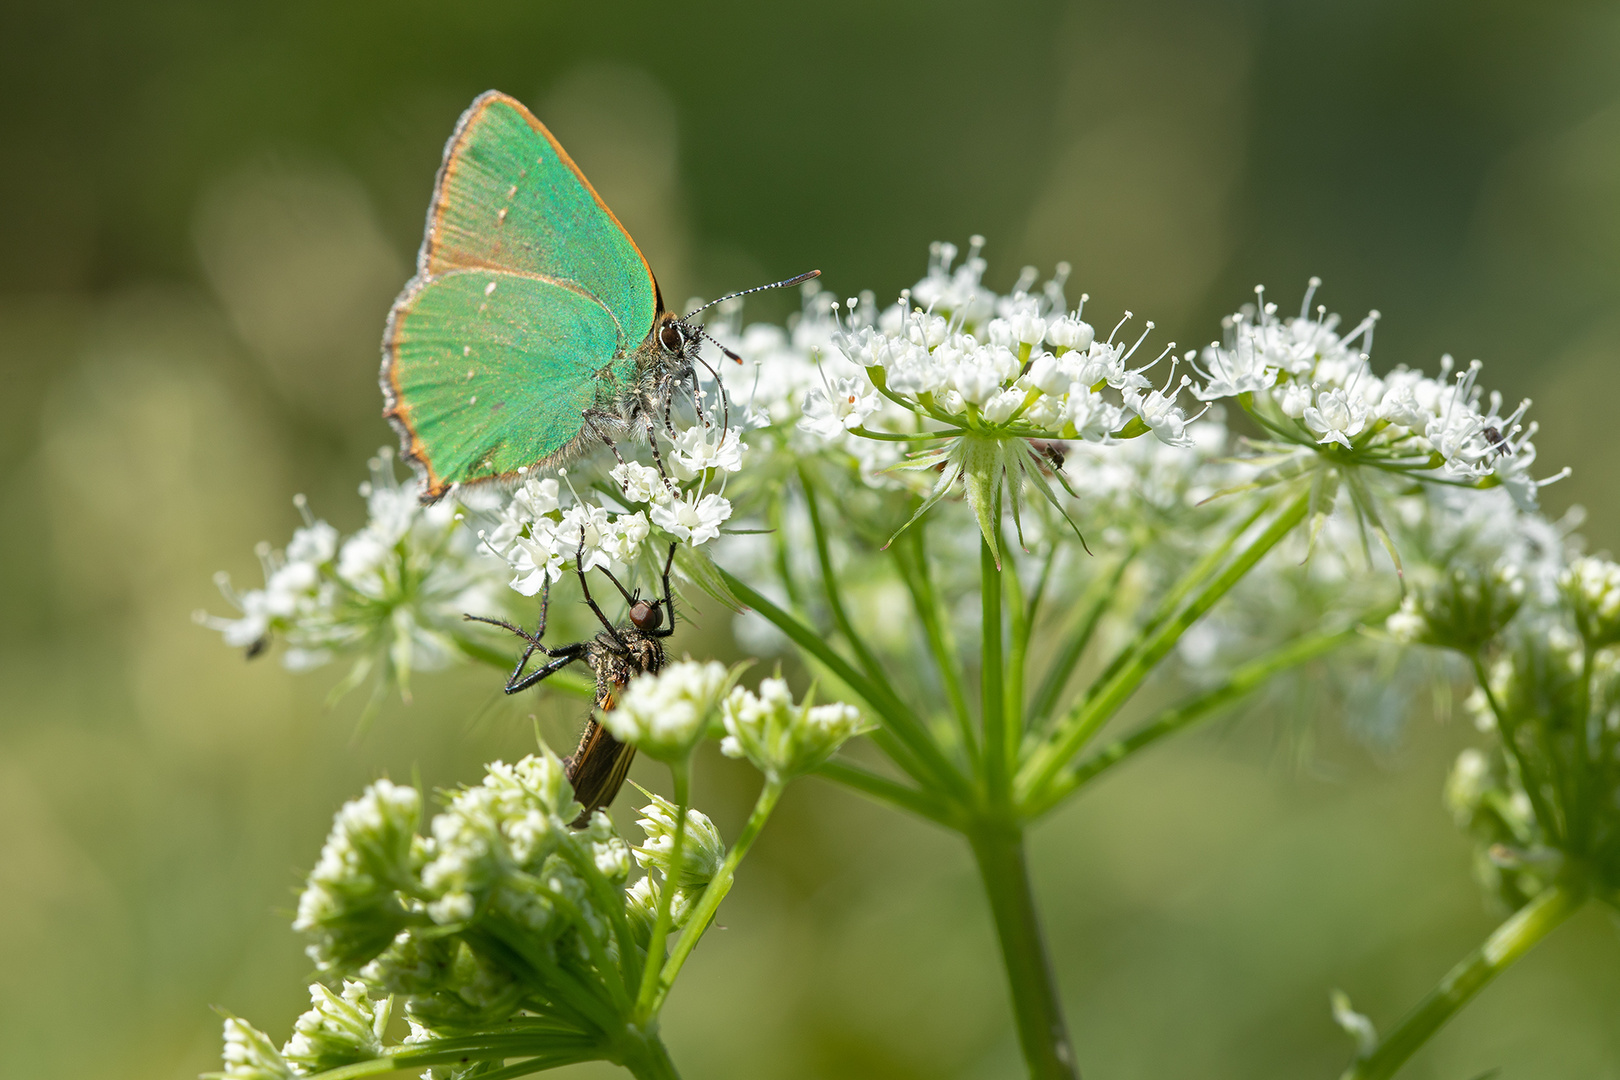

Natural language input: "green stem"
[1026,622,1362,817]
[892,526,978,766]
[618,1027,684,1080]
[968,821,1079,1079]
[1470,655,1564,846]
[1574,642,1594,850]
[816,757,960,827]
[1065,502,1267,724]
[1340,880,1586,1080]
[983,537,1009,802]
[654,778,786,1008]
[721,568,973,802]
[801,466,889,686]
[309,1037,604,1079]
[1005,538,1029,765]
[557,842,642,1011]
[636,763,690,1018]
[1025,550,1134,729]
[1016,491,1309,804]
[767,492,806,613]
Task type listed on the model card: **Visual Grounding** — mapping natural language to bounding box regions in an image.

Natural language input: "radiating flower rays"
[194,448,510,713]
[744,246,1570,571]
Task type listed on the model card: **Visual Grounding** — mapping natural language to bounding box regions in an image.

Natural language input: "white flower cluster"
[1384,559,1526,651]
[294,778,422,973]
[1202,282,1568,509]
[479,421,741,598]
[196,448,509,688]
[281,981,389,1073]
[720,676,870,783]
[211,979,391,1079]
[704,244,1564,544]
[600,659,734,761]
[217,745,746,1078]
[824,242,1205,450]
[213,1016,294,1080]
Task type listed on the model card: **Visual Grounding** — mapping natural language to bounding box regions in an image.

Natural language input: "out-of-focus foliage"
[2,2,1619,1078]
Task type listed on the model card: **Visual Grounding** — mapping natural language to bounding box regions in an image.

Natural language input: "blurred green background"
[3,1,1619,1077]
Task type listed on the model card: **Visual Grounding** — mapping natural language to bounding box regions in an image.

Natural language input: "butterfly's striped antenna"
[694,325,744,364]
[682,269,821,321]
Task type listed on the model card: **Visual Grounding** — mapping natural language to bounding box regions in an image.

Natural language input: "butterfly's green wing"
[420,91,661,330]
[385,268,633,491]
[382,91,662,497]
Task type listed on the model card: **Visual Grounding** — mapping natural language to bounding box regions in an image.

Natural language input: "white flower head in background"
[195,448,511,706]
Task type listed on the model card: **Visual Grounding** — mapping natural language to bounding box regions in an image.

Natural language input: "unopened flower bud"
[720,677,870,782]
[1560,556,1620,647]
[634,793,725,887]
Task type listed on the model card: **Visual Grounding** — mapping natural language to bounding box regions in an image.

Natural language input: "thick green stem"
[618,1026,684,1080]
[654,778,785,1007]
[969,822,1079,1080]
[983,537,1009,801]
[1017,491,1309,804]
[1340,880,1586,1080]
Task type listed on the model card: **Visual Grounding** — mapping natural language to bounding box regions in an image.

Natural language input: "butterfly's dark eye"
[629,600,662,631]
[659,321,685,353]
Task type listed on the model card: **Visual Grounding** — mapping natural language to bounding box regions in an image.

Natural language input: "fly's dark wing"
[564,695,638,827]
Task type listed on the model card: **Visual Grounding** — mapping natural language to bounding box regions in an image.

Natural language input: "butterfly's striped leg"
[640,413,682,499]
[583,411,633,471]
[662,374,684,440]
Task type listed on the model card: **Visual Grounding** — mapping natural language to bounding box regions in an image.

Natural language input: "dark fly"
[1483,425,1513,458]
[467,542,677,826]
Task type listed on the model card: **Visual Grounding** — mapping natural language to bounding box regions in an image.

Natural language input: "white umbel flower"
[650,491,732,545]
[600,660,734,761]
[799,376,880,437]
[1302,386,1369,448]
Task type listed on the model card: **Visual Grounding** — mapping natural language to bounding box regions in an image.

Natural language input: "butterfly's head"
[657,317,695,357]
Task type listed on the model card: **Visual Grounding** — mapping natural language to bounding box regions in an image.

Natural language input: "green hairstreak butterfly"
[381,90,815,499]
